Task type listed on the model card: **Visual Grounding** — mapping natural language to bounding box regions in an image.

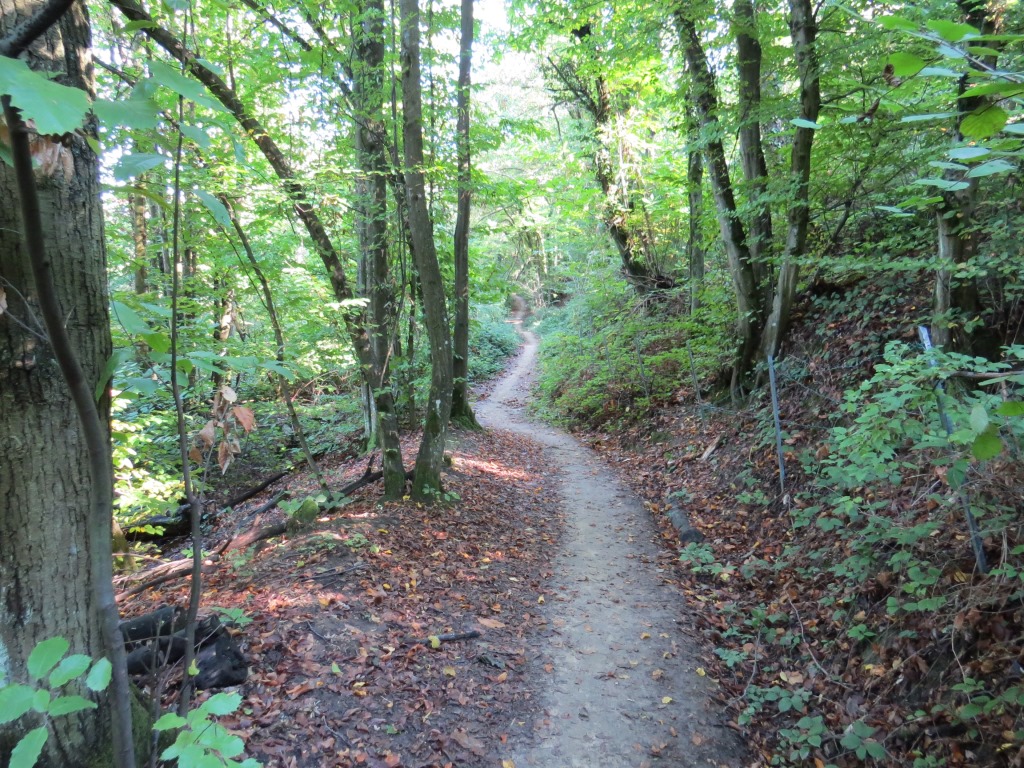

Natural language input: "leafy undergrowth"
[119,427,563,767]
[557,278,1024,767]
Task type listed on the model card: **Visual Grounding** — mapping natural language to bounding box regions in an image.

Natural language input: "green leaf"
[965,159,1015,178]
[960,82,1024,99]
[95,348,132,402]
[970,403,989,433]
[971,427,1002,461]
[1004,123,1024,135]
[900,112,956,123]
[889,52,924,77]
[959,701,985,718]
[122,19,158,31]
[47,695,97,716]
[31,688,51,713]
[790,118,821,130]
[0,684,36,724]
[928,161,969,171]
[113,152,166,182]
[85,658,112,692]
[961,105,1008,139]
[112,300,151,334]
[199,692,242,716]
[948,146,990,160]
[92,98,161,130]
[27,637,69,680]
[926,19,979,42]
[9,726,48,768]
[878,15,918,32]
[913,177,970,191]
[258,361,296,380]
[195,189,234,228]
[0,57,90,135]
[148,60,227,113]
[48,654,92,688]
[180,124,213,149]
[996,401,1024,417]
[153,712,188,731]
[919,66,962,77]
[142,331,171,354]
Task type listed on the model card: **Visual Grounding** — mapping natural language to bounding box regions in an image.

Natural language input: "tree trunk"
[686,106,704,314]
[353,0,406,497]
[400,0,454,500]
[130,191,148,293]
[930,0,1002,358]
[760,0,820,360]
[0,2,136,764]
[676,10,763,394]
[450,0,479,429]
[732,0,772,289]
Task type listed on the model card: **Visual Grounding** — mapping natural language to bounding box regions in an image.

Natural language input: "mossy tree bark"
[400,0,454,499]
[353,0,407,496]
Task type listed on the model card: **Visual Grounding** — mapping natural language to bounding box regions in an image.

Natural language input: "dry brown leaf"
[232,405,256,433]
[218,441,233,474]
[451,730,486,756]
[220,384,237,403]
[197,419,217,448]
[478,617,505,629]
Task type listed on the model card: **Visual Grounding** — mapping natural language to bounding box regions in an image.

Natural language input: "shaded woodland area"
[1,0,1024,764]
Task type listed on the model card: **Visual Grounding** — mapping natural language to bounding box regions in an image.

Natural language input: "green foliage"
[467,304,521,382]
[535,271,732,428]
[154,692,260,767]
[0,638,110,768]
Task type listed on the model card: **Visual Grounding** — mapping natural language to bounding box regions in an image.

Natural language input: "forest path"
[477,313,748,768]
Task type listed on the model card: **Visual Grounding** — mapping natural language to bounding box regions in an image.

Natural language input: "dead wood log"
[126,470,289,540]
[117,468,400,599]
[666,505,705,545]
[124,614,247,689]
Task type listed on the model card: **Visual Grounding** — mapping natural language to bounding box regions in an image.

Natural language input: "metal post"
[918,326,988,574]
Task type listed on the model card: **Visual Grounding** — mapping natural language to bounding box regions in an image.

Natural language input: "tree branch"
[0,0,75,57]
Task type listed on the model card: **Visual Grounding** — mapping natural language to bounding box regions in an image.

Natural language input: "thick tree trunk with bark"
[400,0,453,499]
[0,3,131,764]
[450,0,479,429]
[353,0,406,496]
[732,0,772,289]
[760,0,820,360]
[676,10,763,393]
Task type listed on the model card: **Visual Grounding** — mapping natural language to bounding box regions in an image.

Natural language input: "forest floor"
[118,314,750,767]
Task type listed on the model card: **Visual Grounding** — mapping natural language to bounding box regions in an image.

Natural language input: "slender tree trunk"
[760,0,820,359]
[450,0,479,428]
[930,0,1002,357]
[400,0,453,499]
[221,196,327,489]
[353,0,406,496]
[110,0,399,471]
[676,10,762,393]
[686,106,704,314]
[130,191,148,293]
[732,0,772,289]
[0,2,139,765]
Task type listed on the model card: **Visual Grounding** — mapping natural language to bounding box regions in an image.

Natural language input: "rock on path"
[477,315,749,768]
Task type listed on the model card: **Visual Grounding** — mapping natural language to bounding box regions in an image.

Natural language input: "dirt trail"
[477,314,748,768]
